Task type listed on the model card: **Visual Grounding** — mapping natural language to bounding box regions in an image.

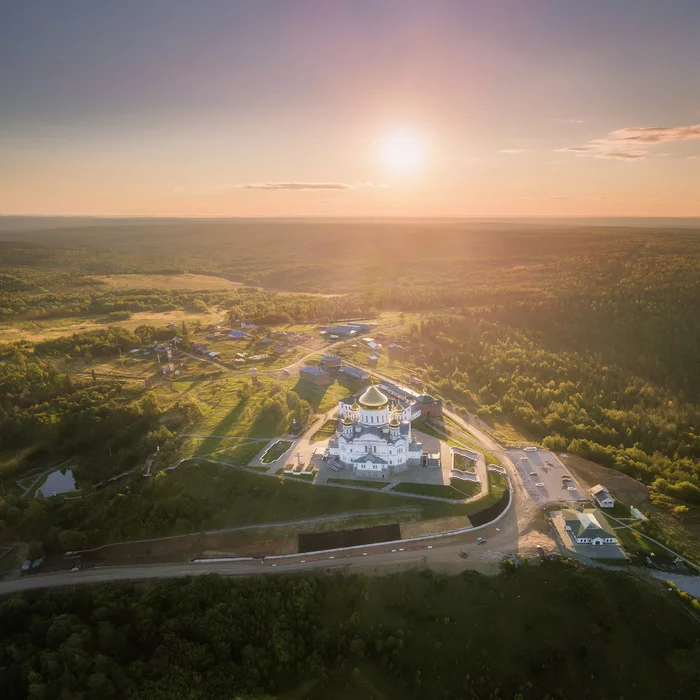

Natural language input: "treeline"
[406,314,700,504]
[0,282,375,324]
[0,346,201,485]
[1,565,699,700]
[33,326,173,359]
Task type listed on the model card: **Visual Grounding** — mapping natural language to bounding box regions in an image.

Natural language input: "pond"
[37,469,77,497]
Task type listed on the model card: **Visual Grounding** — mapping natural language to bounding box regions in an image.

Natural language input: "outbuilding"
[590,484,615,508]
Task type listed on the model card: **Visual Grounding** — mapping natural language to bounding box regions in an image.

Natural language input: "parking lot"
[507,448,587,506]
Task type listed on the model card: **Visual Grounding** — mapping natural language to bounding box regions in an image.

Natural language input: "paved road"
[0,510,518,595]
[649,571,700,597]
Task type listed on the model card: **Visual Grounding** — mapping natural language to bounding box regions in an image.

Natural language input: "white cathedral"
[327,385,423,476]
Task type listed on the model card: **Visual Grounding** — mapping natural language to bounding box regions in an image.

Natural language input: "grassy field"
[185,376,292,438]
[391,482,469,499]
[292,377,359,413]
[327,478,388,490]
[607,521,670,557]
[0,309,223,343]
[449,478,481,497]
[206,441,266,465]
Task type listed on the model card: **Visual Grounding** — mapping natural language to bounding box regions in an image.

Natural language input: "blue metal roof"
[301,365,328,376]
[341,366,369,379]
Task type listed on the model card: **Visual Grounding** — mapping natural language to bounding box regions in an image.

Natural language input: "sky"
[1,0,700,217]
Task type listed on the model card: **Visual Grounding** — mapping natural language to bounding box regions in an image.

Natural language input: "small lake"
[37,469,76,496]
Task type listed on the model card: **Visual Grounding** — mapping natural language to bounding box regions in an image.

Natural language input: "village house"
[300,365,332,386]
[590,484,616,508]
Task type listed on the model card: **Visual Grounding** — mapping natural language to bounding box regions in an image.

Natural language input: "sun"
[380,127,424,174]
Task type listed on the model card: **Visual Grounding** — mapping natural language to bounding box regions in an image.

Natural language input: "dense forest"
[407,314,700,501]
[1,564,699,700]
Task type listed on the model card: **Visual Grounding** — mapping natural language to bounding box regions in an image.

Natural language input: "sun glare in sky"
[380,127,425,175]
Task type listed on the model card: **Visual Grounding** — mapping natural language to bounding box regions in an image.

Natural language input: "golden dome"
[389,416,400,427]
[342,415,354,425]
[358,385,389,408]
[351,401,360,411]
[393,403,404,412]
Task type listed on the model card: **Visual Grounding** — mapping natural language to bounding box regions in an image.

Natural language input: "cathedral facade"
[327,385,423,476]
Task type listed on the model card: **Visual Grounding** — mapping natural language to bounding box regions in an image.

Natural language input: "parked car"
[529,471,537,477]
[477,537,486,545]
[535,482,545,487]
[460,550,469,559]
[524,446,538,452]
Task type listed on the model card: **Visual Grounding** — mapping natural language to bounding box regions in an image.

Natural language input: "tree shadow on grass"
[291,379,330,411]
[195,398,250,455]
[247,407,287,439]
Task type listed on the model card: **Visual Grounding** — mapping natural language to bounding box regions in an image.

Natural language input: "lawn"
[609,522,669,557]
[292,378,358,413]
[261,440,294,464]
[391,482,468,500]
[311,419,339,441]
[605,501,632,518]
[210,441,266,465]
[449,478,481,497]
[327,477,388,490]
[453,452,476,473]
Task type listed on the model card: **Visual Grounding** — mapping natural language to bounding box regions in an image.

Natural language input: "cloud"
[607,123,700,144]
[556,146,594,153]
[230,181,385,191]
[232,181,352,191]
[564,119,584,124]
[595,152,646,160]
[498,148,526,154]
[688,156,698,160]
[559,120,700,161]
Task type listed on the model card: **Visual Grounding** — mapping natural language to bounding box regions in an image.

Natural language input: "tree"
[27,540,44,560]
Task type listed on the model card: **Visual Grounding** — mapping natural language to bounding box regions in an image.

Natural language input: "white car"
[567,486,577,491]
[521,456,529,462]
[535,482,545,487]
[524,446,538,452]
[529,471,537,477]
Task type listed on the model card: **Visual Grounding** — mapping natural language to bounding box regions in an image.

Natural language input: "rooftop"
[301,365,328,376]
[563,509,616,539]
[359,385,389,408]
